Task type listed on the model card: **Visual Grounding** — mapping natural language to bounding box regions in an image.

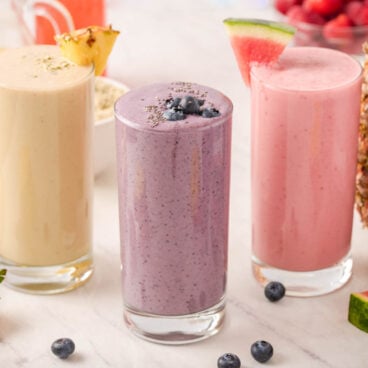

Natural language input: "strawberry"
[274,0,302,15]
[304,0,343,16]
[323,13,353,40]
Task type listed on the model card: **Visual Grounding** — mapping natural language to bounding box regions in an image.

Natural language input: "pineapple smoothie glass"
[251,46,362,296]
[0,45,94,294]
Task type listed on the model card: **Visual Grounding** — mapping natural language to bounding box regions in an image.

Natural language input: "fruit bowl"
[94,76,129,176]
[290,18,368,56]
[273,0,368,58]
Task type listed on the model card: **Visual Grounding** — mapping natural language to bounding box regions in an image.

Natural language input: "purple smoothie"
[115,82,232,316]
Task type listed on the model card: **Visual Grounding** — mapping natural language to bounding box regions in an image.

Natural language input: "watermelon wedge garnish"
[348,291,368,333]
[223,18,295,86]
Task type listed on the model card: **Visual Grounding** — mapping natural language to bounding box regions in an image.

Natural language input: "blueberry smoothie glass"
[115,82,232,344]
[251,47,362,296]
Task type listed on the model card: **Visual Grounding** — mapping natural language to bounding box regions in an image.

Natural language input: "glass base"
[124,298,226,345]
[252,254,353,297]
[0,253,93,294]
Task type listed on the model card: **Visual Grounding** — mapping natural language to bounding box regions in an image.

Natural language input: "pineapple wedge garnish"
[55,25,120,76]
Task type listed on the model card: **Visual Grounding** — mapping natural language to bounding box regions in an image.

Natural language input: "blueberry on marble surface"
[264,281,285,302]
[251,340,273,363]
[217,353,241,368]
[201,107,220,118]
[163,109,186,121]
[51,338,75,359]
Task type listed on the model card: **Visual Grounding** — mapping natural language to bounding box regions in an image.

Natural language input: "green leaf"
[0,269,7,284]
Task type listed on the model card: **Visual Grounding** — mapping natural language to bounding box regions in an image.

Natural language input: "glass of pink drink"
[11,0,105,45]
[251,47,362,296]
[115,82,232,344]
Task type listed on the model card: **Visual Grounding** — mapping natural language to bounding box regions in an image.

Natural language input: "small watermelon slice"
[348,291,368,333]
[223,18,295,86]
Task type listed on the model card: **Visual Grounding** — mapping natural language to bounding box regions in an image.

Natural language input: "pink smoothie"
[115,82,232,316]
[251,47,362,272]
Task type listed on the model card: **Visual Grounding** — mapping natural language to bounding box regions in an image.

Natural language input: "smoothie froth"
[115,82,232,316]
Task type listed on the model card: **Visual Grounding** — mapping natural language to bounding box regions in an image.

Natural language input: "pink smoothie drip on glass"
[251,47,362,272]
[115,82,232,315]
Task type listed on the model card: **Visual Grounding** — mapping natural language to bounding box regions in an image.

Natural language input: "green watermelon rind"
[0,268,6,284]
[348,292,368,333]
[223,18,295,44]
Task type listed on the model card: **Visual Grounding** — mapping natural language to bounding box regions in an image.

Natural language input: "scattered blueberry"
[201,107,220,118]
[264,281,285,302]
[217,353,241,368]
[251,340,273,363]
[163,109,186,121]
[51,338,75,359]
[179,95,201,114]
[166,97,182,109]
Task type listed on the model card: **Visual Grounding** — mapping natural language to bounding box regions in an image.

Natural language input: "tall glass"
[251,47,362,296]
[0,45,94,294]
[115,82,232,344]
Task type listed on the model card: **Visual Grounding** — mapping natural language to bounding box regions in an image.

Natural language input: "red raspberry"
[357,6,368,25]
[287,5,310,23]
[346,2,368,25]
[304,0,343,16]
[287,4,326,25]
[306,10,326,24]
[323,13,353,39]
[274,0,302,15]
[346,1,364,23]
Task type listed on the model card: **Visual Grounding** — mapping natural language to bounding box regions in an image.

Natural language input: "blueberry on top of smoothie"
[179,96,201,114]
[163,95,221,121]
[166,97,182,109]
[163,109,186,121]
[201,107,220,118]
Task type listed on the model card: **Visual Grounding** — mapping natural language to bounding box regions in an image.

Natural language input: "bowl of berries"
[274,0,368,57]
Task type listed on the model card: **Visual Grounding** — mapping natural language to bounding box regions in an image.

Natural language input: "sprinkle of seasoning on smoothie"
[37,55,73,73]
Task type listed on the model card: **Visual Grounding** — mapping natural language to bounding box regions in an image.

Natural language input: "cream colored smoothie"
[0,45,94,293]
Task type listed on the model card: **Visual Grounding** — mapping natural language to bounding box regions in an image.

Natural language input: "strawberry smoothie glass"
[251,46,362,296]
[115,82,232,344]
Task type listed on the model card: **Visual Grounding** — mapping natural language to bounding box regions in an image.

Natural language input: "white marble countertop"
[1,0,368,367]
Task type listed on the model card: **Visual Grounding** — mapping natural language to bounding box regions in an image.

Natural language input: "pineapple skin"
[356,43,368,227]
[55,25,120,76]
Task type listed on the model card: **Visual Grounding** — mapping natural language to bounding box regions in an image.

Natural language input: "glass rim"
[250,46,363,93]
[0,45,94,92]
